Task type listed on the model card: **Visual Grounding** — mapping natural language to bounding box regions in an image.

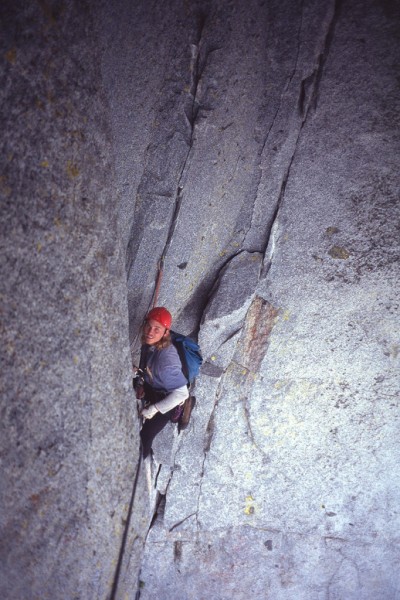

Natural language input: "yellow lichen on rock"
[66,160,80,178]
[244,495,255,515]
[328,245,350,259]
[5,48,16,64]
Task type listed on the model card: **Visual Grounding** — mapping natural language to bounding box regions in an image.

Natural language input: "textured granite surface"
[0,2,145,598]
[1,0,398,598]
[112,1,399,598]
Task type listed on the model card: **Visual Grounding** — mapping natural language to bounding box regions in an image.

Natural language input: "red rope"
[152,259,164,308]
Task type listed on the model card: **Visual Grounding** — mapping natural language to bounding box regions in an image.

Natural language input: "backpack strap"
[139,345,147,373]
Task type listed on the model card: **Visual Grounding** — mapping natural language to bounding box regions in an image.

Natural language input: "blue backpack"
[170,331,203,385]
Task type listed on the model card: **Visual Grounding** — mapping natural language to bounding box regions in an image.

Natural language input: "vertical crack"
[194,373,226,528]
[242,395,265,455]
[259,0,305,160]
[154,11,212,275]
[241,0,343,279]
[109,450,143,600]
[155,185,184,272]
[241,1,305,254]
[185,12,206,131]
[260,150,295,278]
[310,0,343,113]
[147,492,166,532]
[298,0,343,119]
[125,8,215,343]
[186,10,222,132]
[260,0,343,277]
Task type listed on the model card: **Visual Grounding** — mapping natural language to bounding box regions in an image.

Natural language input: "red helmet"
[145,307,172,329]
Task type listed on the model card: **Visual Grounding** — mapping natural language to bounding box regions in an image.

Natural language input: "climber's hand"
[141,405,158,420]
[135,384,144,399]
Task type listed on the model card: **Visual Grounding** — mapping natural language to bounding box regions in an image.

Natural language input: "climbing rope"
[151,258,164,309]
[130,183,183,360]
[109,446,142,600]
[130,257,165,363]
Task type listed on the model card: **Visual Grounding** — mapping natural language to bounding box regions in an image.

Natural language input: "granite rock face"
[0,2,146,599]
[1,0,399,599]
[98,0,399,598]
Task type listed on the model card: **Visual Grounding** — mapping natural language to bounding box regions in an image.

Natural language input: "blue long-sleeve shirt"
[140,343,189,414]
[141,343,187,393]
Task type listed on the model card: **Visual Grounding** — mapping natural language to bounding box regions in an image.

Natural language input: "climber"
[135,307,189,458]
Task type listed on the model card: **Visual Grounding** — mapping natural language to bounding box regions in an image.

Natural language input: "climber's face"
[144,319,168,345]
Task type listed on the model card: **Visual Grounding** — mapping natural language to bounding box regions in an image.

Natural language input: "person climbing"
[135,307,189,459]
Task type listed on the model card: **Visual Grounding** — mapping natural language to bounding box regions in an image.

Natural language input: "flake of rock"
[199,252,263,361]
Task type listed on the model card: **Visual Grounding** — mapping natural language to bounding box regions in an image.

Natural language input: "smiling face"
[143,318,168,345]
